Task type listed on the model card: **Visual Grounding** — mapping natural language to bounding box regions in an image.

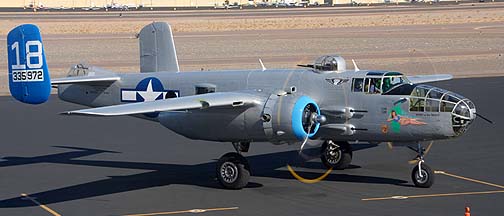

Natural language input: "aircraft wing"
[407,74,453,84]
[63,92,261,116]
[51,75,120,85]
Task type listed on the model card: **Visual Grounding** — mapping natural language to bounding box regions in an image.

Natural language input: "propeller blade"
[299,132,310,153]
[476,113,494,124]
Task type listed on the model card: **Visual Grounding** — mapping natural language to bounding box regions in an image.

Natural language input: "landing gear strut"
[216,142,251,189]
[320,140,352,170]
[410,143,434,188]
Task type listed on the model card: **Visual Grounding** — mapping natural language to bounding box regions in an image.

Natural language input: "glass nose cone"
[451,98,475,136]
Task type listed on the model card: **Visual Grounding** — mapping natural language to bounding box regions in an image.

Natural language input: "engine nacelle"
[262,94,321,145]
[157,92,322,144]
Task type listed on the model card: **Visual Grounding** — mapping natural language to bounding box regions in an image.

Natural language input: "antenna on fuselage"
[259,58,266,71]
[352,59,360,71]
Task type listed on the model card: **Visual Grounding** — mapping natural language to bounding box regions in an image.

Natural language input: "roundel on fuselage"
[120,77,180,118]
[134,77,167,102]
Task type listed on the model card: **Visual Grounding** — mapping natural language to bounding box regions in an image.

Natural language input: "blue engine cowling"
[262,94,321,144]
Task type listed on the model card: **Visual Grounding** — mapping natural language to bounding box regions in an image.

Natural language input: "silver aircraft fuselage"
[58,68,476,144]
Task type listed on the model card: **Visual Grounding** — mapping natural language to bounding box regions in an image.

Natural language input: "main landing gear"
[410,143,434,188]
[320,140,353,170]
[216,142,251,189]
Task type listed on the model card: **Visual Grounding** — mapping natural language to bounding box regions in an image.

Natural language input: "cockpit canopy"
[352,71,411,94]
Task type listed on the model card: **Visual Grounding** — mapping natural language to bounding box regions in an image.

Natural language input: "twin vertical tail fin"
[138,22,179,73]
[7,24,51,104]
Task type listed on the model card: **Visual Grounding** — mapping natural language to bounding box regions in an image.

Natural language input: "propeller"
[476,113,494,124]
[288,107,331,184]
[299,107,326,160]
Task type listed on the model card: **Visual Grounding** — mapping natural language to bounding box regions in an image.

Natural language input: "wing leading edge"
[407,74,453,84]
[63,92,262,116]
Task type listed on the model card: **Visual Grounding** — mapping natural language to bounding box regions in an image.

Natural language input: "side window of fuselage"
[367,78,382,94]
[352,78,364,92]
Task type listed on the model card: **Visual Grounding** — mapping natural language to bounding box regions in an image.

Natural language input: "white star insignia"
[137,80,165,102]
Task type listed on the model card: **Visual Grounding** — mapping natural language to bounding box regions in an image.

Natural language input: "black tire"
[411,163,434,188]
[320,141,352,170]
[216,152,250,189]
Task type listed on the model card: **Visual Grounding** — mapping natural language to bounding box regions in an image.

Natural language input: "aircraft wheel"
[321,140,352,170]
[411,163,434,188]
[216,152,250,189]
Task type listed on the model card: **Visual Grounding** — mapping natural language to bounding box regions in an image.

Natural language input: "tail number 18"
[11,40,43,70]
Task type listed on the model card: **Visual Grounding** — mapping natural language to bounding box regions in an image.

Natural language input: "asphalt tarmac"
[0,77,502,216]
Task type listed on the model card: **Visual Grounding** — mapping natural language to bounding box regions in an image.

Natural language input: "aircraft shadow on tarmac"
[0,144,408,208]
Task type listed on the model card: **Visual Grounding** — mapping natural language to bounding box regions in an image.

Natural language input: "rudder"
[7,24,51,104]
[138,22,180,73]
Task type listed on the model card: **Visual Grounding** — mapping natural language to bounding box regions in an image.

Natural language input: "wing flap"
[63,92,261,116]
[407,74,453,84]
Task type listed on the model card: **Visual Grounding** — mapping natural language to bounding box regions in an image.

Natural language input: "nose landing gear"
[410,143,434,188]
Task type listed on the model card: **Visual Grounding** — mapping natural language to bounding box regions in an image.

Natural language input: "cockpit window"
[367,78,382,94]
[352,78,364,92]
[383,83,416,95]
[382,72,410,94]
[357,71,412,95]
[382,76,405,93]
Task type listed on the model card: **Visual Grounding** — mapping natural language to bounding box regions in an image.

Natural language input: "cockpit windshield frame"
[351,71,411,94]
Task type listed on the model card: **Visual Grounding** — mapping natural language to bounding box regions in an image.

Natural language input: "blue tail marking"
[7,24,51,104]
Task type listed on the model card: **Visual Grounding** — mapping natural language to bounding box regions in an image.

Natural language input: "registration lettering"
[11,70,44,82]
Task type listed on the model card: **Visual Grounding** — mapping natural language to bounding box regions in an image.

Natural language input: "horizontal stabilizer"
[63,92,261,116]
[407,74,453,84]
[51,75,120,85]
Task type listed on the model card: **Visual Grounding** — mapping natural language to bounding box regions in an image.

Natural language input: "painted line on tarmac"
[362,170,504,201]
[123,207,239,216]
[21,193,62,216]
[434,170,504,189]
[362,190,504,201]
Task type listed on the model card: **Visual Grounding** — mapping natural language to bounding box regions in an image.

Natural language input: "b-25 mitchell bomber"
[7,22,486,189]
